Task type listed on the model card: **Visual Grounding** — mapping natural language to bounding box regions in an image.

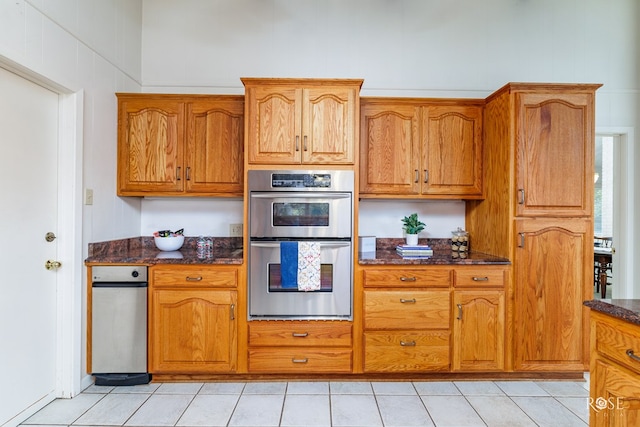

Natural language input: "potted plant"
[401,213,425,246]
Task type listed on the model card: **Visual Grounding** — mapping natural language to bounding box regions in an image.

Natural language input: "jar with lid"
[451,228,470,256]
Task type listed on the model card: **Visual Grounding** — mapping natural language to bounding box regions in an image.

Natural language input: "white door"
[0,67,59,425]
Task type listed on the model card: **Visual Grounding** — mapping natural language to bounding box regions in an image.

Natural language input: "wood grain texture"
[248,348,352,373]
[364,331,450,372]
[364,290,450,330]
[248,321,352,347]
[363,267,452,288]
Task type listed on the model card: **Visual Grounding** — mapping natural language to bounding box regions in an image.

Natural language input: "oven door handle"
[250,241,351,249]
[250,192,352,200]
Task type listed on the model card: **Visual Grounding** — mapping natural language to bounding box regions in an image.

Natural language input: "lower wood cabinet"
[590,311,640,426]
[149,265,238,374]
[247,321,352,373]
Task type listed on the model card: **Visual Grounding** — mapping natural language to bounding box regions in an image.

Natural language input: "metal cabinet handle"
[176,166,181,181]
[424,169,429,183]
[292,358,308,363]
[292,332,309,337]
[230,304,235,320]
[627,349,640,362]
[186,276,203,281]
[186,167,191,181]
[472,277,489,282]
[400,340,416,347]
[400,298,417,304]
[518,233,525,248]
[303,135,308,151]
[518,189,525,204]
[400,276,417,282]
[414,170,419,183]
[457,303,463,320]
[295,135,300,151]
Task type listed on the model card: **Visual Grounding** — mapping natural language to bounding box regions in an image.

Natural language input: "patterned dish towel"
[297,241,321,291]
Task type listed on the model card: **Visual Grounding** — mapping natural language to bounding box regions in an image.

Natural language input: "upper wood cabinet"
[360,98,483,198]
[242,78,362,165]
[117,94,244,196]
[515,91,596,217]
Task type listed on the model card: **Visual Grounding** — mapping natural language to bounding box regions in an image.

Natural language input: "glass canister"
[451,228,470,257]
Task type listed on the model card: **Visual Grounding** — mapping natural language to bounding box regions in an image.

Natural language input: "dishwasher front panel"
[91,284,147,373]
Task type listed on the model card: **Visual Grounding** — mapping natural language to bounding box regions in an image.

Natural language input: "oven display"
[271,173,331,188]
[273,202,329,227]
[267,264,333,292]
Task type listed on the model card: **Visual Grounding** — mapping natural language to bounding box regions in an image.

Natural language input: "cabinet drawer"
[248,348,352,373]
[455,269,505,287]
[364,331,450,372]
[364,290,450,330]
[363,269,451,288]
[595,316,640,375]
[249,321,352,347]
[152,266,238,288]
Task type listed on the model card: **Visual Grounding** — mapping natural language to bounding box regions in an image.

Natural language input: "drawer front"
[152,266,238,288]
[454,268,506,287]
[248,348,352,373]
[363,269,451,288]
[364,331,450,372]
[595,318,640,375]
[249,322,352,347]
[364,290,450,330]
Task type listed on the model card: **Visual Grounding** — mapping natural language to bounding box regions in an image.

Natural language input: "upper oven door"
[249,192,352,239]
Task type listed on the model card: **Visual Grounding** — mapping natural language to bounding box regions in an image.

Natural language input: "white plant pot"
[406,234,418,246]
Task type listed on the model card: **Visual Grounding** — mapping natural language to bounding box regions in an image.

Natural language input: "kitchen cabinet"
[242,78,362,165]
[452,267,507,372]
[359,98,483,198]
[590,311,640,426]
[466,83,601,373]
[117,94,244,196]
[149,265,238,374]
[247,321,352,373]
[362,267,451,372]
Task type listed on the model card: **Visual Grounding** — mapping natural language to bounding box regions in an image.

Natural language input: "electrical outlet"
[229,223,243,237]
[84,188,94,205]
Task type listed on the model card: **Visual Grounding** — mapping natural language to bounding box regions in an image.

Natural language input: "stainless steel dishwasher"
[91,265,150,386]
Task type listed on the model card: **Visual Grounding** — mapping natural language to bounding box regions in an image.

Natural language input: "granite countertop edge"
[584,299,640,326]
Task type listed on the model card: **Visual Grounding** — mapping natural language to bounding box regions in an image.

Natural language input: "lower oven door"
[249,240,352,320]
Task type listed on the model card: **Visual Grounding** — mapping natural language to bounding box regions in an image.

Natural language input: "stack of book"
[396,244,433,258]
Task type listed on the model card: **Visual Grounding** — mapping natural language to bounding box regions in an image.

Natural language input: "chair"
[594,236,613,298]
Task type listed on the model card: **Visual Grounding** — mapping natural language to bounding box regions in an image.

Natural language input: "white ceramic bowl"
[154,235,185,251]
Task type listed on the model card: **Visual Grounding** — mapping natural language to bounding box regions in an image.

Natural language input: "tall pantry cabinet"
[466,83,601,372]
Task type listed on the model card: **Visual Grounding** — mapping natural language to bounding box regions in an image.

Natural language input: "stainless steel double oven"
[248,170,354,320]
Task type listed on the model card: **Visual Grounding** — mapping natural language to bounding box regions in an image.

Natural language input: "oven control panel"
[271,173,331,188]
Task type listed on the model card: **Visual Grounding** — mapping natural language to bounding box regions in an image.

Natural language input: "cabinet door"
[452,290,504,371]
[359,103,421,194]
[150,289,237,373]
[515,92,595,217]
[592,359,640,426]
[422,105,483,197]
[245,86,301,164]
[185,98,244,194]
[514,218,592,371]
[117,98,184,194]
[302,87,357,164]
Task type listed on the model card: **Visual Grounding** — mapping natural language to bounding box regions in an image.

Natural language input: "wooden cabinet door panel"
[364,290,450,330]
[249,321,352,347]
[452,290,505,371]
[516,92,594,217]
[359,103,421,194]
[303,87,356,164]
[592,359,640,427]
[186,99,243,194]
[150,289,237,373]
[118,98,184,194]
[248,348,352,373]
[423,105,483,196]
[246,86,301,164]
[514,218,592,371]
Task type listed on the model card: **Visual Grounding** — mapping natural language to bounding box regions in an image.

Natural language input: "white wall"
[140,0,639,254]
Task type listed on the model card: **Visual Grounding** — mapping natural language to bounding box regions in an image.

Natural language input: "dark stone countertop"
[85,237,243,265]
[358,238,510,266]
[584,299,640,326]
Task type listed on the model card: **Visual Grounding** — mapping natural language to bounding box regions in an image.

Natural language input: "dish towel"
[280,241,298,289]
[297,241,321,291]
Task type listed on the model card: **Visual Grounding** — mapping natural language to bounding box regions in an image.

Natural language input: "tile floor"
[21,377,590,427]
